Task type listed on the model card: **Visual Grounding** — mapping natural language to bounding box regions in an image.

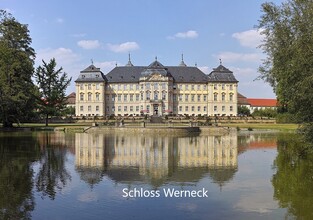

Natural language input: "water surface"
[0,131,312,219]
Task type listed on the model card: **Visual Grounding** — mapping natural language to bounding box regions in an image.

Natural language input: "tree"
[257,1,313,137]
[0,10,36,127]
[35,58,71,126]
[237,106,250,116]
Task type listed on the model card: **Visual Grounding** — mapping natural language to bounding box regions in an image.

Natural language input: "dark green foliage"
[257,1,313,123]
[35,58,72,126]
[0,10,37,127]
[252,108,277,118]
[237,106,251,116]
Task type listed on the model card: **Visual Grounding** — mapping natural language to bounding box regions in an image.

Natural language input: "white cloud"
[214,52,262,63]
[56,18,64,24]
[36,47,80,65]
[232,29,264,48]
[107,42,139,53]
[168,30,199,39]
[77,40,101,49]
[72,33,87,38]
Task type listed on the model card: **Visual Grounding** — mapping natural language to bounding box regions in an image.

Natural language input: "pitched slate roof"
[77,61,238,84]
[207,65,238,82]
[75,65,106,82]
[237,92,250,105]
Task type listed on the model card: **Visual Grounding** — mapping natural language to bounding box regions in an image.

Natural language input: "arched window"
[88,93,92,101]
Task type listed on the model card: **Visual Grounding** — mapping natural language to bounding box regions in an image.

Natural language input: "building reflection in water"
[75,132,238,188]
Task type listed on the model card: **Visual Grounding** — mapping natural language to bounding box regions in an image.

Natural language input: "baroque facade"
[75,57,238,117]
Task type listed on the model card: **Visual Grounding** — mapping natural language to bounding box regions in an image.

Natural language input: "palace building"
[75,56,238,117]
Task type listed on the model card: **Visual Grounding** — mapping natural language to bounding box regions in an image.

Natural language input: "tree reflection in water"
[0,133,40,220]
[272,133,313,219]
[35,132,72,200]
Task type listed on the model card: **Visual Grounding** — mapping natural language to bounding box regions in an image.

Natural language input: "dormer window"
[96,74,99,78]
[82,75,85,78]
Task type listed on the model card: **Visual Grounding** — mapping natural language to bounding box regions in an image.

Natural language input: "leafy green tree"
[35,58,72,126]
[252,108,277,118]
[237,106,250,116]
[257,1,313,137]
[0,10,36,127]
[272,133,313,219]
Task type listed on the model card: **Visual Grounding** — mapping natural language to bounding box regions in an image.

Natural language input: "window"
[185,84,189,90]
[179,94,183,101]
[130,106,133,112]
[124,84,127,90]
[185,94,189,102]
[112,106,115,112]
[146,83,151,90]
[162,91,166,100]
[230,84,233,90]
[96,106,99,111]
[203,85,207,90]
[88,106,91,111]
[203,95,207,102]
[124,94,127,102]
[191,106,194,111]
[118,94,121,101]
[146,91,150,100]
[136,84,140,90]
[130,84,133,90]
[179,106,182,111]
[136,94,139,101]
[112,95,115,101]
[222,106,225,111]
[106,95,109,101]
[136,106,139,111]
[154,92,158,100]
[230,93,233,101]
[88,93,92,101]
[96,93,100,101]
[214,93,218,101]
[80,84,84,90]
[118,106,121,112]
[173,94,177,101]
[118,84,121,90]
[179,84,182,90]
[197,85,201,90]
[214,84,217,90]
[222,84,225,90]
[204,106,207,112]
[141,93,143,101]
[197,95,201,102]
[80,106,83,111]
[191,85,195,90]
[214,106,217,111]
[154,82,158,89]
[106,106,109,113]
[185,106,189,111]
[230,106,233,112]
[147,105,150,112]
[162,83,166,89]
[141,84,144,90]
[88,84,91,90]
[191,95,195,102]
[198,106,200,111]
[124,106,127,111]
[96,84,100,90]
[222,93,225,101]
[80,93,84,101]
[140,105,143,111]
[130,94,133,101]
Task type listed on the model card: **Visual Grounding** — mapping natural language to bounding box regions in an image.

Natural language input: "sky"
[2,0,285,98]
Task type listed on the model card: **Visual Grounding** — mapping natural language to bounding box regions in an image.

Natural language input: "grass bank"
[222,123,298,131]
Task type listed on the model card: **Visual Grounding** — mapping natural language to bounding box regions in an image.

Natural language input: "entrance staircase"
[150,115,163,123]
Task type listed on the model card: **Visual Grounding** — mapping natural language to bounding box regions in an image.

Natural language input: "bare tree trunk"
[45,114,49,126]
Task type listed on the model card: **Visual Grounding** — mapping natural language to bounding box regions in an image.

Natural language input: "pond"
[0,131,312,220]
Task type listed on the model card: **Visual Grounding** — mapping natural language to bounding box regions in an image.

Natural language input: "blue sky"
[2,0,284,98]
